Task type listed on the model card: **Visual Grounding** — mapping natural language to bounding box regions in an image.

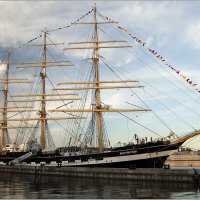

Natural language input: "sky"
[1,1,200,149]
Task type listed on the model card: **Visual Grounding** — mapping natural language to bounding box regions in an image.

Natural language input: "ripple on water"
[0,172,199,199]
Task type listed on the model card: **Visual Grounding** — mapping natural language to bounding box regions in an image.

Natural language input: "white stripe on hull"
[21,149,177,167]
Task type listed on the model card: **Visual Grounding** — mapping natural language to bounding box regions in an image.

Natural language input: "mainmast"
[41,30,47,150]
[1,53,10,147]
[53,4,149,153]
[93,6,103,152]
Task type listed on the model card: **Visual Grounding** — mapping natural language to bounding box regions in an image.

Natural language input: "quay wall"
[0,165,200,185]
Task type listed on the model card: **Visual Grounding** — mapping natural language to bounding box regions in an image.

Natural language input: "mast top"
[94,1,97,9]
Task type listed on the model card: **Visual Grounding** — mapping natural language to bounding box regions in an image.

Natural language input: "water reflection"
[0,172,199,199]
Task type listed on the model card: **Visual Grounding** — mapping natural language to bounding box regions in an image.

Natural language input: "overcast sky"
[1,1,200,149]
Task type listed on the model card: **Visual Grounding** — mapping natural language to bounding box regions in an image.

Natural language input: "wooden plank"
[57,80,139,85]
[16,64,74,68]
[53,86,143,90]
[68,40,127,44]
[7,61,70,64]
[6,117,85,121]
[0,106,34,109]
[6,98,81,102]
[0,81,31,84]
[49,109,150,112]
[64,46,132,50]
[73,21,118,24]
[11,94,78,97]
[0,110,38,112]
[1,126,35,129]
[0,78,29,81]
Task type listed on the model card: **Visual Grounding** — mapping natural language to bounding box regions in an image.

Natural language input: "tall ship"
[0,4,200,168]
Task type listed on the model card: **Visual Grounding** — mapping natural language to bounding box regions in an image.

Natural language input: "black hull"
[58,156,169,168]
[0,141,183,168]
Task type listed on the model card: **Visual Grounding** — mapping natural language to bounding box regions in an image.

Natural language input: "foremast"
[3,31,83,150]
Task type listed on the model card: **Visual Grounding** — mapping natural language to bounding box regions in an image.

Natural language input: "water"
[0,172,199,199]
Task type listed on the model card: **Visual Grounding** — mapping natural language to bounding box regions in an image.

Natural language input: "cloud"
[184,21,200,49]
[0,1,92,48]
[0,1,200,148]
[0,1,189,49]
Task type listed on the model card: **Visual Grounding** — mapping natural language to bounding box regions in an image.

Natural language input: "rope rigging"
[0,5,200,152]
[104,57,200,118]
[96,17,200,108]
[101,57,175,135]
[96,9,200,97]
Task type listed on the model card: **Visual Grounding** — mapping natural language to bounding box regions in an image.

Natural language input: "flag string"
[47,9,93,33]
[97,11,200,94]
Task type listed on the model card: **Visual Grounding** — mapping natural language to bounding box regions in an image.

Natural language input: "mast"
[8,34,81,151]
[93,5,103,152]
[1,53,10,147]
[57,5,148,151]
[41,30,47,150]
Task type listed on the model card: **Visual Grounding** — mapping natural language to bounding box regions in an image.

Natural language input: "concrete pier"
[0,165,200,186]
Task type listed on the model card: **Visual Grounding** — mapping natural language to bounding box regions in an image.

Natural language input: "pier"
[0,165,200,187]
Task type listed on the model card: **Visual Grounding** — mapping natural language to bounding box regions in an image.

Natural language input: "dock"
[0,165,200,186]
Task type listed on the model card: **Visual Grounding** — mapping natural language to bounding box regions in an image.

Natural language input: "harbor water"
[0,172,200,199]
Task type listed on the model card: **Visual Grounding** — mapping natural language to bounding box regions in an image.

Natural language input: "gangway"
[9,152,33,165]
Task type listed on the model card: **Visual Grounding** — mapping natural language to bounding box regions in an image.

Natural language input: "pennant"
[159,56,163,60]
[142,43,146,46]
[180,75,186,79]
[104,12,200,95]
[152,50,157,55]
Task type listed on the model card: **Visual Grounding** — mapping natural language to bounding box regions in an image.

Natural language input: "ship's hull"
[0,141,183,168]
[41,150,173,168]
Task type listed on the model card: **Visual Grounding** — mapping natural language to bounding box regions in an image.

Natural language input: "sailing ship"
[0,4,200,168]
